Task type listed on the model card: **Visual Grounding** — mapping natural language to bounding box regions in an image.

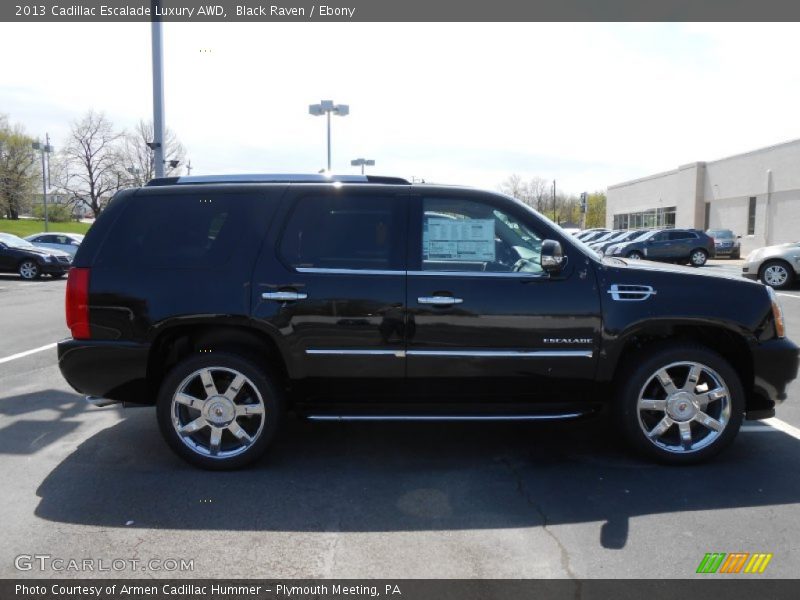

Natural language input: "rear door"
[405,189,601,403]
[251,185,409,402]
[643,231,672,259]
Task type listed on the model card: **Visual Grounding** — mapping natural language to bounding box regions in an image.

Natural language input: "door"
[251,187,408,401]
[406,190,601,403]
[643,231,673,259]
[667,230,697,259]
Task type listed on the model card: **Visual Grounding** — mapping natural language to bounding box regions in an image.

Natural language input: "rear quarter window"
[95,193,248,269]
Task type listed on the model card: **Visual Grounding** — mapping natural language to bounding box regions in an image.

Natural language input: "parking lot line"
[0,342,57,365]
[762,417,800,440]
[777,293,800,300]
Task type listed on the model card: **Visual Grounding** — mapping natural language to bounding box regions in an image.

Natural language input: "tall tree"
[57,110,123,217]
[500,175,551,212]
[120,119,185,186]
[585,192,607,228]
[0,115,38,220]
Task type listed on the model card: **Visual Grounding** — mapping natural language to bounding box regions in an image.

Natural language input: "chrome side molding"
[607,284,657,301]
[305,349,593,358]
[306,413,586,422]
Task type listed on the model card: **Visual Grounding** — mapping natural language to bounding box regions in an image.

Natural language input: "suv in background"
[57,174,797,469]
[608,228,715,266]
[706,229,741,259]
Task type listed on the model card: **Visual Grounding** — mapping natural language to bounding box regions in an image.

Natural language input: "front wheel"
[689,249,708,266]
[18,260,41,280]
[760,260,793,290]
[156,352,283,470]
[616,343,744,464]
[626,251,643,260]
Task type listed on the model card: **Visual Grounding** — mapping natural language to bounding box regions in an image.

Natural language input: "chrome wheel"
[627,252,643,260]
[690,250,707,266]
[636,361,731,454]
[170,367,266,459]
[19,261,39,279]
[763,264,789,288]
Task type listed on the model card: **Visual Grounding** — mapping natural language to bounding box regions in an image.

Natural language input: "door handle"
[262,291,308,301]
[418,296,463,306]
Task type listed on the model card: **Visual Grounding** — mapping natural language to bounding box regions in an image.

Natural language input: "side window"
[421,197,544,274]
[97,194,245,268]
[279,194,405,271]
[668,231,692,241]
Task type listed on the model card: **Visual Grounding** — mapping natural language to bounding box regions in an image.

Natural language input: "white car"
[24,232,84,257]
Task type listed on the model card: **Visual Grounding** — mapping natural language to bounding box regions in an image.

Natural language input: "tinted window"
[279,194,405,271]
[668,231,696,240]
[748,197,757,235]
[97,194,246,268]
[421,197,544,274]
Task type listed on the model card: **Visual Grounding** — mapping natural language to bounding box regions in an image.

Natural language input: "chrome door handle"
[262,291,308,301]
[418,296,463,306]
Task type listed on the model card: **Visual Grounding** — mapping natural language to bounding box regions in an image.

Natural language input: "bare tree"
[0,115,38,220]
[500,175,552,212]
[57,111,123,217]
[120,119,186,186]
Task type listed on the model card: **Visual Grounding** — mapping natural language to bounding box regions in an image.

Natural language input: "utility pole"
[580,192,588,230]
[151,0,165,178]
[186,160,192,175]
[32,135,53,232]
[552,179,557,223]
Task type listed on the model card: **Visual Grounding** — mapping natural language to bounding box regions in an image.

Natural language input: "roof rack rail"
[145,173,411,186]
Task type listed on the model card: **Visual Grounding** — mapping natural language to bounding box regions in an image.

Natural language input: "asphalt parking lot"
[1,259,800,579]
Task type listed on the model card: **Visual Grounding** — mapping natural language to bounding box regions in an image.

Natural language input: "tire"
[615,342,744,465]
[50,273,65,279]
[18,260,41,280]
[759,260,793,290]
[156,352,284,470]
[689,248,708,267]
[626,251,643,260]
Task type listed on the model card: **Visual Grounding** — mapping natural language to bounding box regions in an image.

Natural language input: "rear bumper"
[748,337,800,418]
[57,338,151,404]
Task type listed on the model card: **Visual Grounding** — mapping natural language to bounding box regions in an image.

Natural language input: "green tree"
[585,191,607,228]
[0,115,38,220]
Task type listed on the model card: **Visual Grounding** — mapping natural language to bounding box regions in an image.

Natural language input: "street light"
[32,135,53,232]
[309,99,349,171]
[350,158,375,175]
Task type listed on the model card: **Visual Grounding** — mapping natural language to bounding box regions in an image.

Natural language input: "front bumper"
[748,337,800,418]
[40,261,69,275]
[742,261,760,280]
[58,338,151,404]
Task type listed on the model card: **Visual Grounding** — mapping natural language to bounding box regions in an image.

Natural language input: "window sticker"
[423,217,495,261]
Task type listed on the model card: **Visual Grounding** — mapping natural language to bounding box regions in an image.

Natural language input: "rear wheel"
[616,343,743,464]
[18,260,40,280]
[156,352,283,470]
[760,260,793,290]
[689,249,708,266]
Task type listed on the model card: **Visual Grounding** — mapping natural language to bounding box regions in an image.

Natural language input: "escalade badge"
[544,338,593,344]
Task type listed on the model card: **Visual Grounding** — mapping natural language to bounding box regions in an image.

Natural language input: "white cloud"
[2,22,799,193]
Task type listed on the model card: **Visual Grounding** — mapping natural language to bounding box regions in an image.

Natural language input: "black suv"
[607,229,716,266]
[57,174,798,469]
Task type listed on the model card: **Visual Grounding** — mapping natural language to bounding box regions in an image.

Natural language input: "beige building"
[607,138,800,255]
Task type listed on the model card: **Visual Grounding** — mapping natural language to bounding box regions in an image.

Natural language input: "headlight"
[44,255,54,262]
[766,286,786,338]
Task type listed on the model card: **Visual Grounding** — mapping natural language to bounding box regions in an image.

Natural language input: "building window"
[612,206,675,230]
[747,196,756,235]
[704,202,710,230]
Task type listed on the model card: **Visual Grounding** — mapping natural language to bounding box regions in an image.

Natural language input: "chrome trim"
[293,267,545,278]
[305,349,592,358]
[417,296,464,306]
[176,173,369,184]
[296,267,403,276]
[607,284,657,301]
[306,349,406,357]
[262,291,308,301]
[306,413,585,422]
[408,349,592,358]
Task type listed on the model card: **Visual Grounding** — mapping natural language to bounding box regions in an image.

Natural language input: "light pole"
[151,0,166,178]
[309,100,349,171]
[32,135,53,232]
[127,166,142,187]
[351,158,375,174]
[552,179,557,223]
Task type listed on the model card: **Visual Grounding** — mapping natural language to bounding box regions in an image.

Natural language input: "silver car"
[24,232,84,257]
[742,242,800,289]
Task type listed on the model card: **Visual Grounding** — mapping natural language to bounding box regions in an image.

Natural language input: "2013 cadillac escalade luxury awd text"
[57,174,799,469]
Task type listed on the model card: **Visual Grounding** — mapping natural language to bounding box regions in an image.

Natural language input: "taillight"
[66,267,90,339]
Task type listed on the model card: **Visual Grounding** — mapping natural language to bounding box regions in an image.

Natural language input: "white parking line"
[0,342,57,365]
[762,417,800,440]
[777,293,800,300]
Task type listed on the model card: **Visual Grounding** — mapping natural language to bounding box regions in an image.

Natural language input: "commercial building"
[607,138,800,254]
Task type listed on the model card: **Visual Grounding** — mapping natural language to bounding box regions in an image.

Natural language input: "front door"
[405,190,602,404]
[251,186,409,403]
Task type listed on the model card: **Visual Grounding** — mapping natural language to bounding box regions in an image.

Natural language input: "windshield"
[707,229,734,239]
[0,234,35,249]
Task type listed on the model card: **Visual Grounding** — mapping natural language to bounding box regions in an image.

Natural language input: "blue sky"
[2,22,799,194]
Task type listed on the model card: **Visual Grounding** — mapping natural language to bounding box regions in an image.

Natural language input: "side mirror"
[540,239,565,273]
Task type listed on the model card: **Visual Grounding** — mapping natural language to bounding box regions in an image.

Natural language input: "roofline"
[146,173,411,186]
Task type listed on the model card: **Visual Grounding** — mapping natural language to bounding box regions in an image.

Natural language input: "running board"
[305,412,587,422]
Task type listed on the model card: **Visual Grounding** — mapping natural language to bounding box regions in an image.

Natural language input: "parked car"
[608,229,715,266]
[0,232,72,279]
[742,242,800,289]
[25,232,84,257]
[57,174,798,469]
[578,229,611,243]
[575,228,608,241]
[592,230,646,255]
[706,229,741,259]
